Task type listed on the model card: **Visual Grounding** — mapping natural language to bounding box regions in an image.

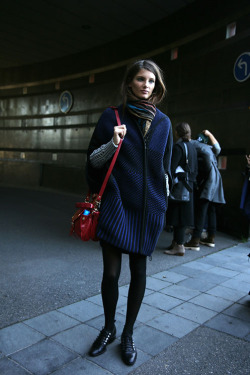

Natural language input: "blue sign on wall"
[59,91,73,113]
[233,52,250,82]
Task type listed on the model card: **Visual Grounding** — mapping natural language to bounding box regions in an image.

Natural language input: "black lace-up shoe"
[89,326,116,357]
[121,334,137,366]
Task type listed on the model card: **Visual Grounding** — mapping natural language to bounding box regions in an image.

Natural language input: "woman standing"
[86,60,173,366]
[164,122,198,256]
[185,130,226,249]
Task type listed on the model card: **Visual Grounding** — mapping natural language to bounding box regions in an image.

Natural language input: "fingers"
[113,125,127,145]
[115,124,127,137]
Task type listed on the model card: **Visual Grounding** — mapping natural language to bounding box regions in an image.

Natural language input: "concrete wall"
[0,79,122,192]
[0,2,249,237]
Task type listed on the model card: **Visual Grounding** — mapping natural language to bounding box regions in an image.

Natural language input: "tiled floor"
[0,244,249,375]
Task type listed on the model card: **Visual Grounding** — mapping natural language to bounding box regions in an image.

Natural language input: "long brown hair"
[121,60,166,107]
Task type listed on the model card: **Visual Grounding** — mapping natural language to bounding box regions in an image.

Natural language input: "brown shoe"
[184,238,200,251]
[200,236,215,248]
[164,244,185,256]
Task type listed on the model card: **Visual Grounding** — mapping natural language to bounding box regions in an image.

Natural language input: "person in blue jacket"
[86,60,173,366]
[185,130,226,250]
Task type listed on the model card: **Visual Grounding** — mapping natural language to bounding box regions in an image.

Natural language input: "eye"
[149,79,155,84]
[136,77,144,82]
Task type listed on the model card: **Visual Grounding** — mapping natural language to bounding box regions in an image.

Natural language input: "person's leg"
[185,199,209,250]
[101,243,122,330]
[200,203,216,247]
[89,242,121,357]
[121,253,146,366]
[174,226,186,244]
[123,253,147,335]
[164,226,185,256]
[165,237,177,250]
[193,199,210,238]
[207,202,217,236]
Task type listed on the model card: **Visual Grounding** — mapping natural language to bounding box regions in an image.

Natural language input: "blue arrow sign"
[59,91,73,113]
[233,52,250,82]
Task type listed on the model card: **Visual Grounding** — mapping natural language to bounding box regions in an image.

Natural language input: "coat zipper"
[139,139,148,254]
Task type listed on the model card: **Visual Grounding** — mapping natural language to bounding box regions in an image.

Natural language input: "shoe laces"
[121,335,135,351]
[95,328,113,345]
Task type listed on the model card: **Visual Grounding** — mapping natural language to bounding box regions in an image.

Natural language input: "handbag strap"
[95,107,123,202]
[182,142,193,192]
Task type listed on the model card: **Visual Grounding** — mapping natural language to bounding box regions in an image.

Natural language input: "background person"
[240,154,250,222]
[240,154,250,295]
[164,122,198,256]
[185,130,226,250]
[86,60,173,366]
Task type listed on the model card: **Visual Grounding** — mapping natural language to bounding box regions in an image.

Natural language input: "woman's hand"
[202,129,217,145]
[113,125,127,145]
[202,129,210,136]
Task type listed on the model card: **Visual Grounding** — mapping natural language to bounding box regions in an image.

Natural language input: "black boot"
[89,326,116,357]
[121,334,137,366]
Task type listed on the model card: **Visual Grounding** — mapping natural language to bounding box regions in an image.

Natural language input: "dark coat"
[191,140,226,204]
[240,167,250,220]
[166,140,198,227]
[87,105,173,256]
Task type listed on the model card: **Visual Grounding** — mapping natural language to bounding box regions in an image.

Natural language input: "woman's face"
[129,68,156,100]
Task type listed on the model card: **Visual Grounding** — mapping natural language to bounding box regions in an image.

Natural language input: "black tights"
[101,242,147,336]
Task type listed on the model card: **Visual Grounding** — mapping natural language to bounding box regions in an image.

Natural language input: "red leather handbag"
[70,194,100,241]
[70,108,122,241]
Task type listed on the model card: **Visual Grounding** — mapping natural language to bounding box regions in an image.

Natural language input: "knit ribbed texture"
[97,203,164,256]
[90,139,117,168]
[87,106,172,256]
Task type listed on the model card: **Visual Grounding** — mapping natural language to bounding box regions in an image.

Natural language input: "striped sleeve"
[89,138,118,168]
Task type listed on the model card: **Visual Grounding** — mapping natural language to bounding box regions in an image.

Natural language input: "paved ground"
[0,186,249,374]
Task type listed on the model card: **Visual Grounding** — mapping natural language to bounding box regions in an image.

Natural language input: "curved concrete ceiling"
[0,0,195,69]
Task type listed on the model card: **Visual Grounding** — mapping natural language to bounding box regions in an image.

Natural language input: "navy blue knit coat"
[87,105,173,256]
